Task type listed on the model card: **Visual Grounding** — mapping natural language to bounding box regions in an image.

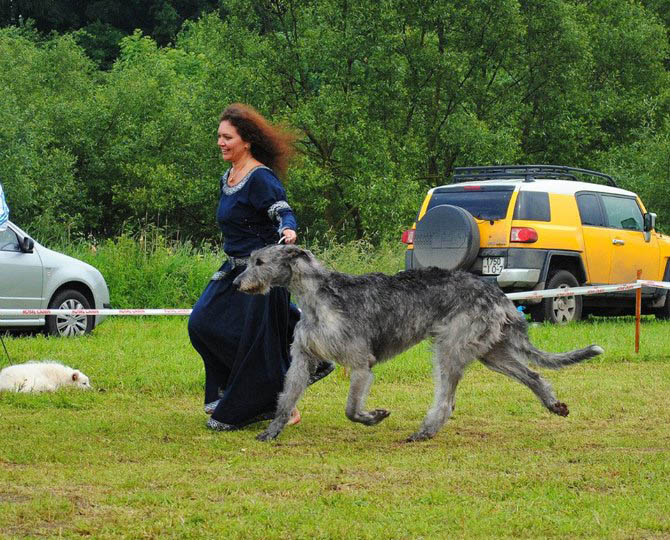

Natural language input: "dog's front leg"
[345,367,390,426]
[257,346,312,442]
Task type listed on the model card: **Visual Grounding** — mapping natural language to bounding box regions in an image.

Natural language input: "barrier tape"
[0,308,192,316]
[637,280,670,290]
[0,280,667,316]
[505,282,640,301]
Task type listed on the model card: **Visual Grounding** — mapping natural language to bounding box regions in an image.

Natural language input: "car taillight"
[510,227,538,243]
[401,229,415,244]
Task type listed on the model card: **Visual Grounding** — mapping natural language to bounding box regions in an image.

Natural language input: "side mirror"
[644,212,657,232]
[20,236,34,253]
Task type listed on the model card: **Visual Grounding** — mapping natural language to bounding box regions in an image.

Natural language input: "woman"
[188,103,331,431]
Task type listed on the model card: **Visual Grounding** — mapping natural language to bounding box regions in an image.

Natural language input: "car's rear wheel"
[46,289,94,337]
[530,270,582,324]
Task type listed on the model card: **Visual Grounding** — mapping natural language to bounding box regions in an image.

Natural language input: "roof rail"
[452,165,618,187]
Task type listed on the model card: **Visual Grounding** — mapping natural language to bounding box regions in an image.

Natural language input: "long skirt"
[187,260,299,426]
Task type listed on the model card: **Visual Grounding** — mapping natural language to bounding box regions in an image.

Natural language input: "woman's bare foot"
[287,407,301,426]
[204,400,220,415]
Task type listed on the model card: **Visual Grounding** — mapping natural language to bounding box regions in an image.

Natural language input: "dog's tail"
[525,343,604,369]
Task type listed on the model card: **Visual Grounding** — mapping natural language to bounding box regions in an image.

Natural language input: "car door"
[601,195,659,283]
[0,225,44,321]
[575,192,612,284]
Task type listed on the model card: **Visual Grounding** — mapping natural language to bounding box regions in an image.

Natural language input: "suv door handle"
[612,238,625,246]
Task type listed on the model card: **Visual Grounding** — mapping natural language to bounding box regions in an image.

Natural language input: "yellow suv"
[402,165,670,323]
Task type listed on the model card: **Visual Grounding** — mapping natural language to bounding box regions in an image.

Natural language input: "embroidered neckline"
[221,165,271,195]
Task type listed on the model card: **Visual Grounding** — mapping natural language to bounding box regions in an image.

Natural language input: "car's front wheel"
[653,291,670,320]
[46,289,94,337]
[530,270,582,324]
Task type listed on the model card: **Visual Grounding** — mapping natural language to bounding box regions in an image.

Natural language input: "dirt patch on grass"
[0,491,31,504]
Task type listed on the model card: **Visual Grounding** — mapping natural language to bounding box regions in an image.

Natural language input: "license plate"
[482,257,504,275]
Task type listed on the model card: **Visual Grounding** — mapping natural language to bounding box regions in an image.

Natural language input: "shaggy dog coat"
[232,245,604,442]
[0,361,91,393]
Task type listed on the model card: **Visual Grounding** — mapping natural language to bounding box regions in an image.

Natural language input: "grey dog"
[233,245,603,442]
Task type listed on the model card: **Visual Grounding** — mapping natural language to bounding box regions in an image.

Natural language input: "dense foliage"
[2,0,670,245]
[0,0,220,67]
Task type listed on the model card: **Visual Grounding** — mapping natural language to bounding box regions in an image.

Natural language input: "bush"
[64,231,221,308]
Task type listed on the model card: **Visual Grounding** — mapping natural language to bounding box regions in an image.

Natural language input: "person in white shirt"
[0,182,9,231]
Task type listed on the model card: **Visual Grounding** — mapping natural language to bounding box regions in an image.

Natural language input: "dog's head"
[233,245,315,294]
[71,370,92,390]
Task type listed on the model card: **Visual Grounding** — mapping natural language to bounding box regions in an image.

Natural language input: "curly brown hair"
[220,103,297,179]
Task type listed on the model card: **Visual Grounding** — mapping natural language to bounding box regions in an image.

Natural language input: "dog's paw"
[405,431,433,443]
[364,409,391,426]
[256,430,278,442]
[550,401,569,417]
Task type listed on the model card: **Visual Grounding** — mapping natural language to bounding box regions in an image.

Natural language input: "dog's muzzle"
[233,275,266,294]
[232,274,243,289]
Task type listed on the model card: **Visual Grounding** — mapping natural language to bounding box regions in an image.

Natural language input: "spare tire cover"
[413,205,480,270]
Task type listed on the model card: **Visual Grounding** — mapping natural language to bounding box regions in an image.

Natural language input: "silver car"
[0,221,110,336]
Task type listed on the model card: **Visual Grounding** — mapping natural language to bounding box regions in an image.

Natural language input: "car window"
[0,227,20,252]
[513,191,550,221]
[601,195,644,231]
[428,188,514,220]
[576,193,605,226]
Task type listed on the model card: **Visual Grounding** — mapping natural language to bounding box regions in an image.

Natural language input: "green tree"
[2,1,670,244]
[78,30,220,239]
[1,0,220,67]
[0,27,96,239]
[586,0,669,150]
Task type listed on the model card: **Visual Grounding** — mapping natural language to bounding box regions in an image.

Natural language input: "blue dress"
[188,165,299,426]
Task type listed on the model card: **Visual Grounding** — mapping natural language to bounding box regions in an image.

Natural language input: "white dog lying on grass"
[0,361,92,393]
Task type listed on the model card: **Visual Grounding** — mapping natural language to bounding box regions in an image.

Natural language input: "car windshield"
[428,189,514,221]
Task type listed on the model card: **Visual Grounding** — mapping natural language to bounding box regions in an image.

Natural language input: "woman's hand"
[282,229,297,244]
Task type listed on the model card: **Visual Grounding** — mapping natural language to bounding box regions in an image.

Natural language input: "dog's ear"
[286,245,313,260]
[287,245,311,261]
[72,371,79,381]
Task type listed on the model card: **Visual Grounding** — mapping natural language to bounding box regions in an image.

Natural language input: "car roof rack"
[452,165,618,187]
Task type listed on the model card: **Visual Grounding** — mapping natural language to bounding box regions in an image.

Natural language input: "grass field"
[1,317,669,539]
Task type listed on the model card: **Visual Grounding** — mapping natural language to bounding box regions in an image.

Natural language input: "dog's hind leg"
[406,344,469,442]
[345,365,391,426]
[481,344,569,417]
[257,346,313,441]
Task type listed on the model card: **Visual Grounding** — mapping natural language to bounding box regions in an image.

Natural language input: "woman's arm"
[249,170,298,243]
